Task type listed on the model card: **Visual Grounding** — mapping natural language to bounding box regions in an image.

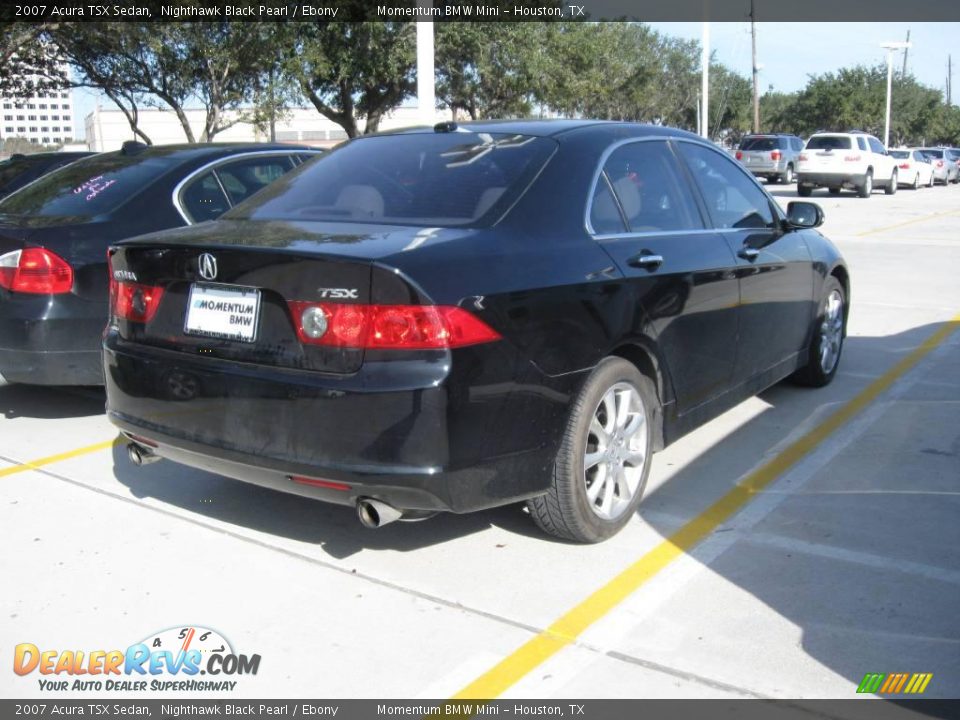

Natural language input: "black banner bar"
[3,0,960,23]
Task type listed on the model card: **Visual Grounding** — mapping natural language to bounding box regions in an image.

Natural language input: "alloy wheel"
[583,382,648,521]
[819,289,844,374]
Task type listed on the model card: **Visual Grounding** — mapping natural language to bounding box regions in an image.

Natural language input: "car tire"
[857,171,873,198]
[780,165,794,184]
[528,357,657,543]
[885,170,897,195]
[798,184,813,197]
[792,276,845,388]
[912,172,920,190]
[828,187,841,195]
[928,173,935,188]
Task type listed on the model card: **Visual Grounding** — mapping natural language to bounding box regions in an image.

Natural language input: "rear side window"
[180,171,230,223]
[806,136,852,151]
[0,154,171,218]
[234,133,556,227]
[920,149,944,159]
[741,137,779,151]
[215,155,294,205]
[593,141,702,233]
[677,142,775,230]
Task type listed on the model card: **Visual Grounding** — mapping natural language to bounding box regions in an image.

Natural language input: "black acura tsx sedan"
[104,120,849,542]
[0,143,319,385]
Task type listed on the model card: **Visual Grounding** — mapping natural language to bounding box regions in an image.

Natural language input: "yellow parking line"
[453,312,960,700]
[0,437,121,478]
[856,208,960,237]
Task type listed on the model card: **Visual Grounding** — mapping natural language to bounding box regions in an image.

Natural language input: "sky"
[72,21,960,140]
[649,22,957,97]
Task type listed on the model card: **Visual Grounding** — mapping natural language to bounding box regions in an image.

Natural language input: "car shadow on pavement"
[108,320,959,694]
[0,382,104,419]
[109,441,538,558]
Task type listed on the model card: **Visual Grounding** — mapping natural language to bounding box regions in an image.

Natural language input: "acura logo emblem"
[198,253,218,281]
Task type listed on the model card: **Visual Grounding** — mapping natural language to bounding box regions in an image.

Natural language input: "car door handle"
[628,253,664,270]
[738,247,760,261]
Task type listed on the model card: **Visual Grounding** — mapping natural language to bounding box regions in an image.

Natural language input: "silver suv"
[735,134,804,184]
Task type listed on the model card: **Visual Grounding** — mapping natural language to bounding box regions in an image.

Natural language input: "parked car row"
[1,122,851,543]
[734,131,960,199]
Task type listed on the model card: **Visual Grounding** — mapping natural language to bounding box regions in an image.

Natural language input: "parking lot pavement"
[1,186,958,700]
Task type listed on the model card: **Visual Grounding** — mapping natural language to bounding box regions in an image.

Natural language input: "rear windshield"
[919,149,944,159]
[740,137,781,151]
[232,132,557,227]
[888,150,910,159]
[806,136,852,150]
[0,153,172,218]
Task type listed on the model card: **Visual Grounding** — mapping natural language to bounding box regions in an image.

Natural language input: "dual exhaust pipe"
[356,498,403,528]
[126,442,161,466]
[126,441,410,530]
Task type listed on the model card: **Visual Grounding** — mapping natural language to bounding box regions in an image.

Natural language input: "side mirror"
[786,201,824,229]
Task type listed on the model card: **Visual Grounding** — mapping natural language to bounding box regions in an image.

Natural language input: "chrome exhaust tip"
[126,442,160,466]
[356,498,402,528]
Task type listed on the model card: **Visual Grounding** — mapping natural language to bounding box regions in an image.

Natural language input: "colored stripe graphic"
[858,672,933,694]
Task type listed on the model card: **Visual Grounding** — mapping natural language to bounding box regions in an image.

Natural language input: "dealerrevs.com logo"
[13,626,261,692]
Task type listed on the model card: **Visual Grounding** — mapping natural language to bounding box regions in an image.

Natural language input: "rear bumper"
[796,171,867,187]
[745,161,788,176]
[0,292,106,385]
[103,333,580,514]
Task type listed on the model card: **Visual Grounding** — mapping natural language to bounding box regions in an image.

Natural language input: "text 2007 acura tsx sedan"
[104,120,849,543]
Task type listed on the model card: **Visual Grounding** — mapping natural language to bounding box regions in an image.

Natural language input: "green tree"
[0,23,67,99]
[287,22,416,138]
[435,23,547,120]
[52,22,287,144]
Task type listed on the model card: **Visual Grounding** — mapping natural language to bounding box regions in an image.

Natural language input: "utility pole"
[751,0,760,133]
[701,22,710,139]
[949,55,953,106]
[901,30,910,76]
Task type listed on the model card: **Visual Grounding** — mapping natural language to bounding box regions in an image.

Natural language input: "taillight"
[798,153,808,162]
[770,150,782,160]
[936,160,944,168]
[898,163,911,170]
[735,151,743,160]
[0,248,73,294]
[287,302,501,350]
[110,279,165,323]
[843,155,862,162]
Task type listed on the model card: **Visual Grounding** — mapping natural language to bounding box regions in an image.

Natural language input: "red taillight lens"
[735,151,743,160]
[770,150,781,160]
[798,153,808,162]
[898,163,911,170]
[287,302,501,350]
[0,248,73,294]
[843,155,862,162]
[110,280,165,323]
[936,160,944,167]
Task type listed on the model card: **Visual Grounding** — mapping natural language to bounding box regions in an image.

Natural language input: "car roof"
[368,119,703,142]
[102,142,317,163]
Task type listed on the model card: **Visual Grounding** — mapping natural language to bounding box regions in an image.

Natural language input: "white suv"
[797,132,898,198]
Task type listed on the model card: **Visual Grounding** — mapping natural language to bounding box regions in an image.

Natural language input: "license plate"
[184,283,261,343]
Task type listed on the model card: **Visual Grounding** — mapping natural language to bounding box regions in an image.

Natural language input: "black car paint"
[0,152,95,199]
[0,144,316,384]
[103,121,848,516]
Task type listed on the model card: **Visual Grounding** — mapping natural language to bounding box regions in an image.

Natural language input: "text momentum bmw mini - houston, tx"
[103,121,849,542]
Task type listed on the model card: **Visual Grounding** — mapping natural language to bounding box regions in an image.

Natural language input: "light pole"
[881,41,911,148]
